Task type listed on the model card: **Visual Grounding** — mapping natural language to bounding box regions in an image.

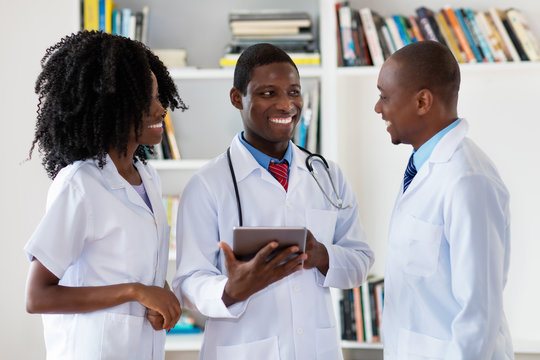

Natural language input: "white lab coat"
[172,136,374,360]
[382,119,514,360]
[25,155,170,360]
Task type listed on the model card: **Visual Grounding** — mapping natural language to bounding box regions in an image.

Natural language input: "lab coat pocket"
[306,209,337,246]
[402,217,443,277]
[398,328,448,359]
[101,312,146,360]
[216,336,280,360]
[316,327,342,360]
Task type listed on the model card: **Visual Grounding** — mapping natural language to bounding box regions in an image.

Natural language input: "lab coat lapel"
[100,155,154,215]
[288,144,310,192]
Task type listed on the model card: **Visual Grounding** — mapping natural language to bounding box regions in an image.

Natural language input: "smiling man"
[375,41,513,359]
[172,43,374,360]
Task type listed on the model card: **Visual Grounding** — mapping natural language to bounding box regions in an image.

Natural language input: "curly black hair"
[29,30,187,179]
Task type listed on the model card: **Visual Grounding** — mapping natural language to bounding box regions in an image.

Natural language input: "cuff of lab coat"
[211,277,250,318]
[313,243,335,287]
[320,243,342,288]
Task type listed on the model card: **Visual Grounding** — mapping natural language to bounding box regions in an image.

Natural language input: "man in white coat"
[375,40,513,359]
[173,43,374,360]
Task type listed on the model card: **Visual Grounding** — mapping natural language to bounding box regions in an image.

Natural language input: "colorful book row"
[82,0,149,44]
[336,3,540,66]
[340,277,384,343]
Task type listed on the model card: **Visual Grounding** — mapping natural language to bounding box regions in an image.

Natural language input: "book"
[120,8,131,37]
[488,7,522,61]
[141,5,149,45]
[163,112,181,160]
[219,52,321,67]
[384,16,404,52]
[338,4,357,66]
[415,6,445,44]
[83,0,99,30]
[463,8,495,62]
[392,14,412,46]
[361,282,373,342]
[475,11,508,61]
[104,0,116,34]
[360,8,385,66]
[306,82,320,153]
[506,8,540,61]
[434,11,465,63]
[408,15,425,42]
[372,11,394,59]
[442,6,476,63]
[455,8,485,62]
[496,9,529,61]
[351,9,372,65]
[335,2,344,67]
[352,287,365,342]
[153,49,188,68]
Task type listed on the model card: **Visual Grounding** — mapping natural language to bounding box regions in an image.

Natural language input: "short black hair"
[30,30,187,179]
[233,43,298,95]
[391,40,460,104]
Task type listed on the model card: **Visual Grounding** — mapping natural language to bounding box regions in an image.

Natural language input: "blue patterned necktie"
[403,153,417,193]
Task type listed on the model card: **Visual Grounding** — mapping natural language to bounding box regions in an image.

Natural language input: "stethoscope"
[226,145,352,226]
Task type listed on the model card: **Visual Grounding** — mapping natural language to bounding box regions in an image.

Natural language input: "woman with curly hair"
[24,30,187,359]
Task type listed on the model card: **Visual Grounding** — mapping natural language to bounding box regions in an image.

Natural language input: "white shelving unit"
[73,0,540,358]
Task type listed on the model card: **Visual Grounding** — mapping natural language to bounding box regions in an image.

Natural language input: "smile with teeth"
[270,116,293,124]
[385,121,391,127]
[148,123,162,128]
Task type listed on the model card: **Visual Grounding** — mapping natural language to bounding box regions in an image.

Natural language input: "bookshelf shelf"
[149,159,208,171]
[168,66,322,80]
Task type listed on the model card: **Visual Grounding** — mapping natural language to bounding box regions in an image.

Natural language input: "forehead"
[248,62,300,88]
[378,59,416,93]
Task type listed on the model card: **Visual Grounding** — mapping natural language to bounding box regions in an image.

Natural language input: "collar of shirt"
[413,118,461,170]
[238,132,293,171]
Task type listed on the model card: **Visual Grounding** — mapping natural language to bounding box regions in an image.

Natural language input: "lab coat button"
[293,284,300,292]
[285,201,291,208]
[296,328,303,335]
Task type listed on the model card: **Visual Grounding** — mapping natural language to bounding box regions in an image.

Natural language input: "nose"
[374,99,381,114]
[276,92,295,112]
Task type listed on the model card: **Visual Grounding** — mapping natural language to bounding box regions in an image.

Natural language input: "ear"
[416,89,433,116]
[230,87,243,110]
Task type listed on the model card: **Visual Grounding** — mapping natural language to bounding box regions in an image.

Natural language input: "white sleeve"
[444,174,510,360]
[172,173,249,318]
[24,181,91,279]
[319,164,375,289]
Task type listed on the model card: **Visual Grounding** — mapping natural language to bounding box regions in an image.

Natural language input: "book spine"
[475,11,506,62]
[488,8,521,61]
[385,16,404,51]
[352,287,365,342]
[455,8,484,62]
[442,6,476,63]
[408,15,425,42]
[392,15,411,45]
[84,0,99,31]
[338,5,357,66]
[416,7,438,42]
[464,8,495,62]
[506,9,540,61]
[434,11,465,63]
[360,8,385,66]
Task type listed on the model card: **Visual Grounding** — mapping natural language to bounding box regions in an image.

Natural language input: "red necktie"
[268,161,289,191]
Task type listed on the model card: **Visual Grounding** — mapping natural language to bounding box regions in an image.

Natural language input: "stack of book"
[82,0,149,44]
[340,277,384,343]
[335,2,540,66]
[220,9,320,67]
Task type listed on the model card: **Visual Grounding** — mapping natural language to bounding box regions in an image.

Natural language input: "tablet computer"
[232,226,307,262]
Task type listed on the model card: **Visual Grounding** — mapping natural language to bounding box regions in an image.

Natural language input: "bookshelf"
[72,0,540,358]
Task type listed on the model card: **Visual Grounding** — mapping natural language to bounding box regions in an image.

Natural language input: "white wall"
[0,0,74,358]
